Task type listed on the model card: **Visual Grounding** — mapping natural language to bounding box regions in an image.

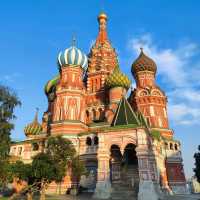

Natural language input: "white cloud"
[168,103,200,125]
[129,34,198,86]
[128,34,200,125]
[1,73,22,83]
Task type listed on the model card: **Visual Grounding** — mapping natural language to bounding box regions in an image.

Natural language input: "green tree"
[194,145,200,183]
[10,161,34,200]
[10,136,86,200]
[46,136,76,182]
[0,85,21,187]
[32,152,55,200]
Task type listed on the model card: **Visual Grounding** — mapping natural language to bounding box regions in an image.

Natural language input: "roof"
[111,96,140,126]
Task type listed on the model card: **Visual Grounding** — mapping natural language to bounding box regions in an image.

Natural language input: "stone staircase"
[111,166,139,200]
[111,183,138,200]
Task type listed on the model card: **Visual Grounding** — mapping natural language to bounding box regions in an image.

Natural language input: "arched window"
[98,108,104,121]
[86,110,89,118]
[94,136,99,145]
[92,109,96,121]
[170,143,173,150]
[174,144,178,150]
[165,142,168,149]
[86,137,92,146]
[18,147,23,155]
[32,143,39,151]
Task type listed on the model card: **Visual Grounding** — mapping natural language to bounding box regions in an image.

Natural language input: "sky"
[0,0,200,179]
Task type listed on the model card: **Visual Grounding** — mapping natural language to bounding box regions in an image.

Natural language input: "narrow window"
[94,136,99,145]
[170,143,173,150]
[18,147,23,155]
[86,137,92,146]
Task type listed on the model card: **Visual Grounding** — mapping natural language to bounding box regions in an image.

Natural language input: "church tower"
[86,13,118,123]
[129,49,172,138]
[50,43,88,135]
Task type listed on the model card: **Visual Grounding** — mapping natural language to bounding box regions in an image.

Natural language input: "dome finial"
[98,12,107,21]
[34,107,39,123]
[72,34,76,47]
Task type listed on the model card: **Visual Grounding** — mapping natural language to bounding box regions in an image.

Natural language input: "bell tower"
[86,12,118,123]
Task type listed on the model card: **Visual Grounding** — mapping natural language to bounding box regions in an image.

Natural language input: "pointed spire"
[72,34,76,47]
[33,107,39,123]
[96,12,108,44]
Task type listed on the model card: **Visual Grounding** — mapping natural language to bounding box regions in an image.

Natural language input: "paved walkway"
[163,194,200,200]
[45,193,200,200]
[2,193,200,200]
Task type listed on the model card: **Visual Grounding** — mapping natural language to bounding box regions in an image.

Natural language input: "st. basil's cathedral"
[10,12,187,199]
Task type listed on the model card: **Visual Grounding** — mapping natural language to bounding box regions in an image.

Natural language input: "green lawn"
[0,197,9,200]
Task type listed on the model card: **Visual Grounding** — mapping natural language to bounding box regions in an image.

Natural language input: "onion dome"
[98,12,108,21]
[105,65,131,89]
[57,40,88,69]
[24,109,42,137]
[131,48,157,76]
[44,74,60,95]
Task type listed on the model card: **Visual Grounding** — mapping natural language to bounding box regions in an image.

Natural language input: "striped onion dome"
[24,110,42,137]
[57,46,88,69]
[44,74,60,95]
[105,65,131,90]
[132,48,157,76]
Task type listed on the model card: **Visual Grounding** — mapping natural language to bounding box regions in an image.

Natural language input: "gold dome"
[131,48,157,76]
[105,65,131,89]
[98,12,108,21]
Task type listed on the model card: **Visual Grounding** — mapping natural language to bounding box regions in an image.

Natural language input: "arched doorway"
[110,145,122,183]
[121,143,139,189]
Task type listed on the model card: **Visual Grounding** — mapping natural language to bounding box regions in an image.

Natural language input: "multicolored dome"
[24,109,42,137]
[44,74,60,95]
[131,48,157,76]
[105,65,131,89]
[57,45,88,69]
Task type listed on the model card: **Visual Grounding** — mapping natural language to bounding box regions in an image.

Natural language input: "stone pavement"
[162,194,200,200]
[45,193,200,200]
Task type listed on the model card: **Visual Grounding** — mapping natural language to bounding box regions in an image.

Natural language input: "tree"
[31,153,56,200]
[10,136,86,200]
[10,161,34,200]
[0,85,21,187]
[46,136,76,183]
[194,145,200,183]
[32,136,77,200]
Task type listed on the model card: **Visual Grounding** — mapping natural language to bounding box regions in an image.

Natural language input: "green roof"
[111,96,140,126]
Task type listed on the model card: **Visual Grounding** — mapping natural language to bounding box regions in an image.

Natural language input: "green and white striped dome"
[57,46,88,69]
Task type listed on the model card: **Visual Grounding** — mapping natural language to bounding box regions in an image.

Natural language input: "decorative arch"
[138,89,149,97]
[151,89,163,96]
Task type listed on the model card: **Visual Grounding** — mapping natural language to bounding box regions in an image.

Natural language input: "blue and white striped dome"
[57,46,88,69]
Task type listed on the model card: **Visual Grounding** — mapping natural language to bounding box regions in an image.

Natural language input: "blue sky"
[0,0,200,178]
